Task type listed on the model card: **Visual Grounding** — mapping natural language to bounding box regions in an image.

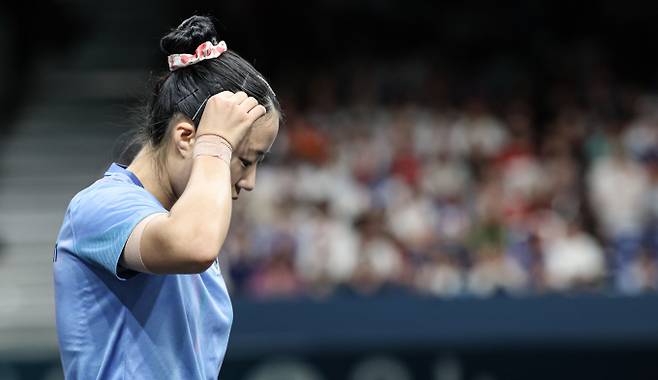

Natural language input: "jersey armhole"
[120,212,169,275]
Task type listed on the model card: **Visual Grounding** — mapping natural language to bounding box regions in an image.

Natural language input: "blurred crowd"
[219,62,658,299]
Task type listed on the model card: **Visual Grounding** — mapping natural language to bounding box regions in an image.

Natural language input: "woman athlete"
[53,15,281,379]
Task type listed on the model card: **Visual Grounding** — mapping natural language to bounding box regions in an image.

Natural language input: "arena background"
[1,1,658,379]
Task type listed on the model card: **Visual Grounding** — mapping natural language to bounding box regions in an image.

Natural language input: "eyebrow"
[249,149,270,163]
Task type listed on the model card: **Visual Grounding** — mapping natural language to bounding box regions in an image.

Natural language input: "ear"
[170,120,196,158]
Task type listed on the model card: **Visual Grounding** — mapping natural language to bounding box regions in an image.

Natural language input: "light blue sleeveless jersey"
[53,162,233,379]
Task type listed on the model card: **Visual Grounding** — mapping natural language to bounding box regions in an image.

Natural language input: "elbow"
[155,220,226,274]
[188,256,216,274]
[177,235,223,274]
[190,247,219,273]
[162,246,217,274]
[187,223,229,273]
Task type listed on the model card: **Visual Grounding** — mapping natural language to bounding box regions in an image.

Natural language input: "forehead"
[244,110,280,152]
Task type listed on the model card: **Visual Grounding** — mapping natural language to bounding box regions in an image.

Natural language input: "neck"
[126,145,176,210]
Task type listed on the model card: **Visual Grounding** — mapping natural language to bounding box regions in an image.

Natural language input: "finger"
[247,104,267,121]
[216,91,234,99]
[230,91,248,104]
[238,96,259,113]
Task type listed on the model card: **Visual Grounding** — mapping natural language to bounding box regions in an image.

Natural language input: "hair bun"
[160,15,218,56]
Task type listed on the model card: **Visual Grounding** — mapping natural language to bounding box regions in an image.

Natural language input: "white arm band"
[121,212,169,273]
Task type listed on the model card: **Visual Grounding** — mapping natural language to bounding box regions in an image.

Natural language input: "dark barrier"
[222,294,658,379]
[229,293,658,355]
[4,294,658,379]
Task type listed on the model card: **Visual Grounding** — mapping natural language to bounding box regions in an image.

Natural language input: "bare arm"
[121,91,266,274]
[137,154,233,274]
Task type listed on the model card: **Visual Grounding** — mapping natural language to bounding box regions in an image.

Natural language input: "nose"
[237,167,256,192]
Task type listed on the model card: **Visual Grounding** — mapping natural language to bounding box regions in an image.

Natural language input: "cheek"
[229,158,244,184]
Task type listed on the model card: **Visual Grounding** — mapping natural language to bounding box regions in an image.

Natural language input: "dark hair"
[119,15,280,166]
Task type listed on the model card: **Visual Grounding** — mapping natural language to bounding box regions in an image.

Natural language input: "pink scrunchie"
[168,41,228,71]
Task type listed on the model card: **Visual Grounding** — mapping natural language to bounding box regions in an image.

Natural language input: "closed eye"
[240,158,253,168]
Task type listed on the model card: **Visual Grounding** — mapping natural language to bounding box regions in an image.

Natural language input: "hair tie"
[167,40,227,71]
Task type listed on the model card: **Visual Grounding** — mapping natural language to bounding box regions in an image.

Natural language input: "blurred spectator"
[214,60,658,300]
[295,200,359,296]
[466,246,528,297]
[415,247,464,297]
[587,132,651,288]
[542,220,606,291]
